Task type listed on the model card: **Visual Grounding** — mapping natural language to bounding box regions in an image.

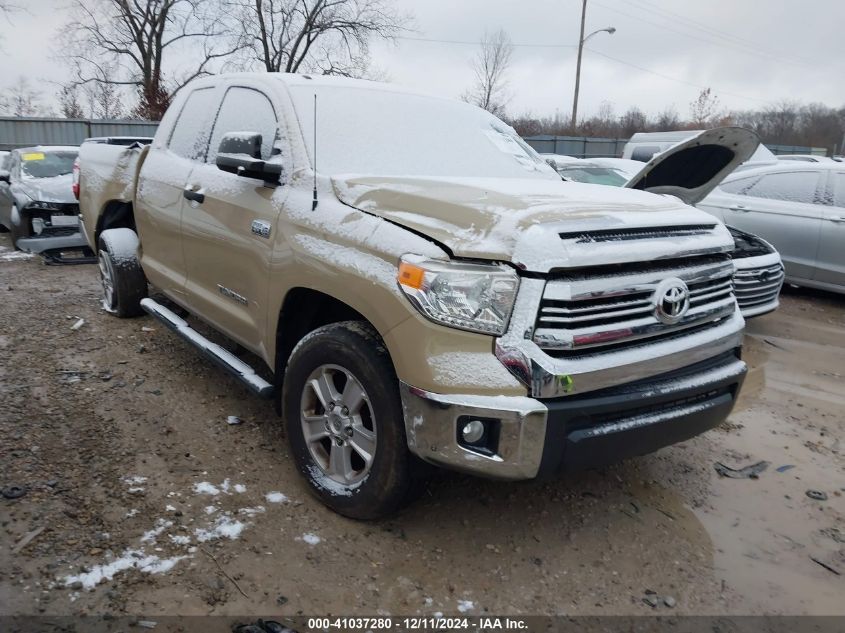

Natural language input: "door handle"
[183,188,205,204]
[729,204,749,212]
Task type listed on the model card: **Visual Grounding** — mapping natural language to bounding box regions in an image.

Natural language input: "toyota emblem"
[653,278,690,324]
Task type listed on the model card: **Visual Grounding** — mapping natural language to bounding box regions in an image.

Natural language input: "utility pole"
[571,1,615,131]
[571,0,588,130]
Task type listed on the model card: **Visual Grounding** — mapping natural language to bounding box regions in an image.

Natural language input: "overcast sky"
[1,0,843,119]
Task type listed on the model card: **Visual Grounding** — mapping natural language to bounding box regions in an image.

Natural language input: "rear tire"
[282,321,414,520]
[98,228,147,317]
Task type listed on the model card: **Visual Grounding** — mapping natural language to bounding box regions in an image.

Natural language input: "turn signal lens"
[398,261,425,290]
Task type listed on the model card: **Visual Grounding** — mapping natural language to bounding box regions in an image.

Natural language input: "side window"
[631,145,659,162]
[208,87,278,163]
[168,88,218,161]
[719,176,758,195]
[743,171,820,204]
[833,172,845,208]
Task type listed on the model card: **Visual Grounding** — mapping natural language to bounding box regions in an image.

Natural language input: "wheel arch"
[95,200,136,248]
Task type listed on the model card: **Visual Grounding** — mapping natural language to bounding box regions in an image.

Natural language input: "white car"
[698,162,845,295]
[778,154,836,163]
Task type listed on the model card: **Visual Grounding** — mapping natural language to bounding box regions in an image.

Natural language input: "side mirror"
[0,170,10,184]
[215,132,282,184]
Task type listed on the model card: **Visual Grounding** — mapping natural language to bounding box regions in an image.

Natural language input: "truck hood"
[624,127,760,205]
[332,175,734,272]
[16,174,76,204]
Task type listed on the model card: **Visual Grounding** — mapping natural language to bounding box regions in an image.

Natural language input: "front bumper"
[16,230,90,254]
[400,351,746,479]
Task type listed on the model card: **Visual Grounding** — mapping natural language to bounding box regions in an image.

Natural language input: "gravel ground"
[0,234,843,618]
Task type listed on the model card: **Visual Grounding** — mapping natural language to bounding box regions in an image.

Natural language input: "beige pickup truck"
[78,73,757,519]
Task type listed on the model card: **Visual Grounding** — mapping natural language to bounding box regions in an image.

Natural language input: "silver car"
[698,163,845,294]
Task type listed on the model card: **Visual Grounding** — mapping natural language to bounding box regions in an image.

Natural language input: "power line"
[584,47,770,104]
[396,35,576,49]
[624,0,816,66]
[591,0,814,69]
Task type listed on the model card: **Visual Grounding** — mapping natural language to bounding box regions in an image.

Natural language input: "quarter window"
[743,171,820,204]
[168,88,218,161]
[719,176,758,195]
[208,87,278,163]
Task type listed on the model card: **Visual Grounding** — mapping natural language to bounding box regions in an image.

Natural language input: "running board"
[140,298,274,399]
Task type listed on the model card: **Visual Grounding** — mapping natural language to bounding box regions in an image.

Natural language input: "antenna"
[311,93,318,211]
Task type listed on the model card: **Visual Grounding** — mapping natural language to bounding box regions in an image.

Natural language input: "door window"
[208,87,278,163]
[743,171,821,204]
[168,88,218,161]
[833,172,845,208]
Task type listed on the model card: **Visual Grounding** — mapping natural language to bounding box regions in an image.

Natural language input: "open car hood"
[624,127,760,205]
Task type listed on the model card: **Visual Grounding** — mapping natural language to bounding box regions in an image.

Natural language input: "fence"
[0,117,160,151]
[523,135,628,158]
[0,117,829,157]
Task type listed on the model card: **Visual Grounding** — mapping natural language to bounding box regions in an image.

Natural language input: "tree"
[228,0,405,77]
[58,84,86,118]
[60,0,242,120]
[619,106,648,137]
[0,77,45,116]
[689,88,722,128]
[463,29,513,117]
[655,106,680,131]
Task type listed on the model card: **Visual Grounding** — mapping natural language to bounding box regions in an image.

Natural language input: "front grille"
[533,257,736,356]
[732,263,784,310]
[40,226,79,237]
[558,224,716,243]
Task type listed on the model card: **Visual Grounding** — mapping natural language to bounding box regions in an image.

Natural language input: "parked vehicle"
[698,162,845,294]
[0,146,92,259]
[546,151,784,317]
[623,130,779,171]
[79,74,757,519]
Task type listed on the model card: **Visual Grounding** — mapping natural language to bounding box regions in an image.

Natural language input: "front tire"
[98,228,147,317]
[282,321,413,520]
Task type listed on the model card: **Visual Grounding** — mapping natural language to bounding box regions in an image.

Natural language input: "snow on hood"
[18,174,76,204]
[332,175,734,272]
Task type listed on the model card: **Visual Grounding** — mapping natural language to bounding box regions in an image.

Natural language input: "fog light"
[461,420,485,443]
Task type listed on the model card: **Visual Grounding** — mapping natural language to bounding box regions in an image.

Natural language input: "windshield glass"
[20,150,78,179]
[287,83,558,180]
[558,166,628,187]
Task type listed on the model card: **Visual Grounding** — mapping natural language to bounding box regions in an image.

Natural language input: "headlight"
[397,255,519,335]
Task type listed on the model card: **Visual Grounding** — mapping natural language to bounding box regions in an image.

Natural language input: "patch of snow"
[194,514,246,542]
[122,476,148,485]
[300,533,321,545]
[238,506,266,517]
[168,535,191,546]
[165,504,176,512]
[62,550,185,590]
[265,491,288,503]
[140,519,173,543]
[193,481,220,496]
[204,505,217,515]
[125,509,139,518]
[457,600,474,613]
[233,483,246,494]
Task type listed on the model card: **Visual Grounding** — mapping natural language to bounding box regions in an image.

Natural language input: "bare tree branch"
[462,29,513,117]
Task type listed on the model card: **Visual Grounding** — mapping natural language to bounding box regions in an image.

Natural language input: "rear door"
[814,170,845,288]
[180,84,285,355]
[719,170,824,281]
[135,87,220,300]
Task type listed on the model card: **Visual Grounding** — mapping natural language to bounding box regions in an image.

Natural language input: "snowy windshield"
[288,84,558,179]
[558,166,629,187]
[20,150,78,179]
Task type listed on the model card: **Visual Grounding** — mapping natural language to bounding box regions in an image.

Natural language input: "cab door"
[814,170,845,288]
[180,85,284,358]
[135,86,220,301]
